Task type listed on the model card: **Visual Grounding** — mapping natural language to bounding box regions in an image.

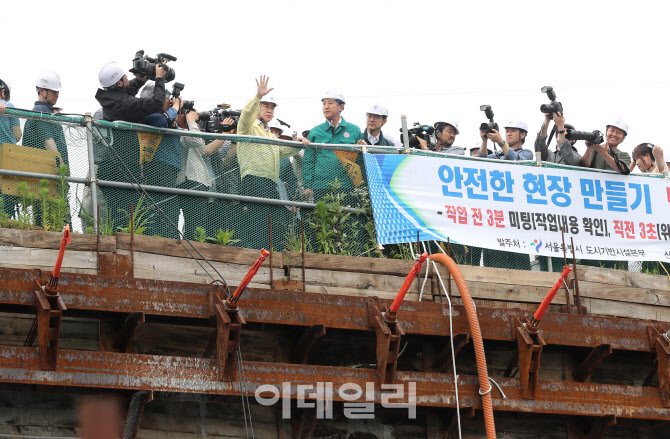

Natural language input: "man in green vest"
[299,91,363,202]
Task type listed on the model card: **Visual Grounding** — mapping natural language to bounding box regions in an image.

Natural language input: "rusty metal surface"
[0,346,668,420]
[0,267,662,352]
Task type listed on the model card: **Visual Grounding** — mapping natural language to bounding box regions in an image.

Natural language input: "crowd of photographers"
[0,54,667,247]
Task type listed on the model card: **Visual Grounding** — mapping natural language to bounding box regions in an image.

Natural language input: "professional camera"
[540,86,563,116]
[199,104,242,133]
[479,105,499,134]
[131,50,177,83]
[566,130,604,146]
[399,123,437,149]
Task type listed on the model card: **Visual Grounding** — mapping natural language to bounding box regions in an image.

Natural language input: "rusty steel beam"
[0,267,661,352]
[0,346,668,421]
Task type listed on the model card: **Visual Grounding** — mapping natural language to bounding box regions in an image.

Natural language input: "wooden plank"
[588,298,670,322]
[578,281,670,306]
[0,247,98,272]
[433,263,561,288]
[0,227,116,252]
[576,264,670,290]
[115,233,418,276]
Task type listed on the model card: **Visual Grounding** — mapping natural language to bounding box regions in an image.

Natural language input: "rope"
[237,344,255,439]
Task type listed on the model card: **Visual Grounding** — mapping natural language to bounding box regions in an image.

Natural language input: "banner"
[363,153,670,262]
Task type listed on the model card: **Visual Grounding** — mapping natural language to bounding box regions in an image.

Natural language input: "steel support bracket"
[512,316,546,400]
[212,292,245,382]
[368,297,405,387]
[649,327,670,407]
[33,278,67,370]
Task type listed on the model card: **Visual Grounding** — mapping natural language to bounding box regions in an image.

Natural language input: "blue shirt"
[480,146,534,161]
[143,108,181,170]
[0,100,20,145]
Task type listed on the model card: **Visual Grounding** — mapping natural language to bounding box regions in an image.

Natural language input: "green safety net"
[0,108,664,275]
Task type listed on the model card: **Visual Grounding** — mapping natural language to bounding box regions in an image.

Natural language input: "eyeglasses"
[366,113,383,120]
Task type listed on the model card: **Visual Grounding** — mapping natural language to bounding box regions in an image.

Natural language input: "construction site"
[1,108,669,439]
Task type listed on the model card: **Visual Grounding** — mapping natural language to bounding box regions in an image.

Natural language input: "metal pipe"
[0,173,364,214]
[401,114,410,153]
[570,236,583,314]
[0,168,87,184]
[84,113,99,232]
[269,215,273,288]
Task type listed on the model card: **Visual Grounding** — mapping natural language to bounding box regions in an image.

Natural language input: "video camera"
[400,123,437,150]
[131,50,177,83]
[540,86,563,117]
[170,82,195,113]
[479,105,499,134]
[566,130,604,146]
[199,104,241,133]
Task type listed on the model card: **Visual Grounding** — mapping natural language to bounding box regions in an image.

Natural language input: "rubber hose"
[428,253,496,439]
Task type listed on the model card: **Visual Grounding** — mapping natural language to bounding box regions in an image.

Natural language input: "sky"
[4,0,670,157]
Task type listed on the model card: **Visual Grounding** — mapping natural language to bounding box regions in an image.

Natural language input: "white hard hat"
[260,95,278,107]
[504,120,528,132]
[322,91,345,104]
[606,119,628,136]
[366,104,388,117]
[35,70,62,91]
[139,82,170,99]
[435,120,459,135]
[268,118,284,132]
[0,78,11,100]
[99,62,125,88]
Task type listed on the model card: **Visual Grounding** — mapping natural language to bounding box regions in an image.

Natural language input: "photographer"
[135,82,182,239]
[631,143,666,174]
[94,61,171,233]
[534,112,582,165]
[479,121,533,160]
[362,105,395,146]
[175,109,229,240]
[95,61,167,123]
[580,120,631,171]
[418,121,464,154]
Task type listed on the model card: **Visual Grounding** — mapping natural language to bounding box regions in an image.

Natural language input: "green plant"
[207,228,240,246]
[37,179,52,231]
[16,182,34,229]
[308,178,360,256]
[49,165,70,231]
[193,226,208,243]
[387,243,415,260]
[118,194,154,235]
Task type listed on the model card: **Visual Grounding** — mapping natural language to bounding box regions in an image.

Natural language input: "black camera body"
[131,50,177,83]
[400,123,437,149]
[479,105,499,133]
[566,130,604,146]
[540,86,563,116]
[199,105,242,133]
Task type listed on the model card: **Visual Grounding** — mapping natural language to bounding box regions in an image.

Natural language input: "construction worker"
[299,91,364,202]
[534,112,582,165]
[0,76,22,219]
[361,104,396,146]
[23,71,69,166]
[479,120,533,161]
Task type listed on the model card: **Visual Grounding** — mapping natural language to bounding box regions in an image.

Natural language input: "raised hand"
[255,75,274,99]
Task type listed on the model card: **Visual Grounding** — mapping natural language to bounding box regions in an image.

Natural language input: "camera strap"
[608,148,630,175]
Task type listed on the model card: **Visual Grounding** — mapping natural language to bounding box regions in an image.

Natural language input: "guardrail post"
[84,113,99,233]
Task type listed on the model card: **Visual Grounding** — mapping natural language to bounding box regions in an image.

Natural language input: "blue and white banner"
[363,153,670,262]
